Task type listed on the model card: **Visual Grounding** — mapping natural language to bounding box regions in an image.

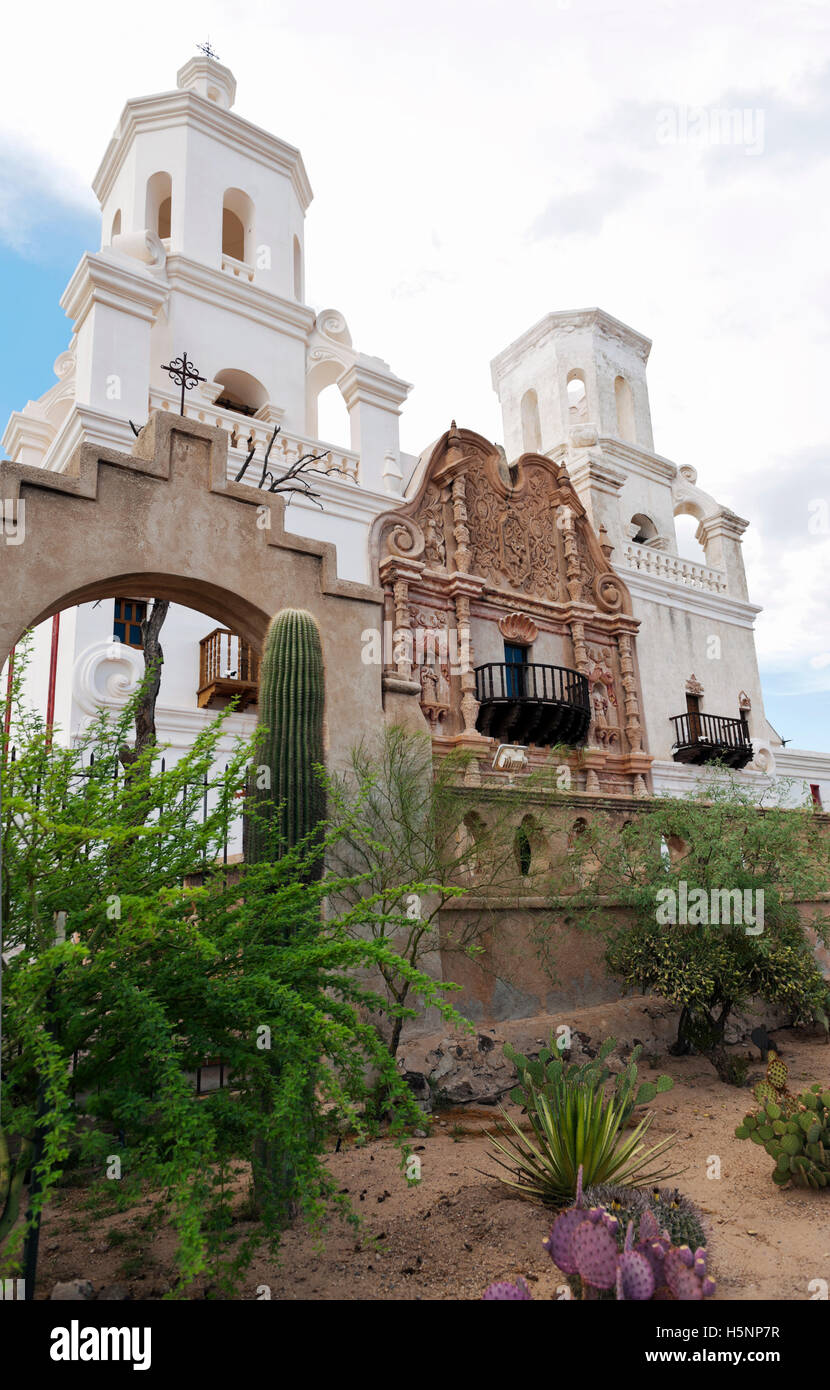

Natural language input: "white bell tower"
[3,52,412,498]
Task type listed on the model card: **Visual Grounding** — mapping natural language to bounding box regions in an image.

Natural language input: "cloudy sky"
[1,0,827,749]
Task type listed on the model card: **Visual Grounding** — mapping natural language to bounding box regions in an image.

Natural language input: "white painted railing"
[621,541,727,594]
[149,390,360,486]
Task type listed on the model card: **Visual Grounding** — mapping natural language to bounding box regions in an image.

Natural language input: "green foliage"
[0,651,464,1292]
[244,608,326,866]
[557,771,830,1081]
[735,1063,830,1190]
[485,1072,678,1206]
[323,725,530,1055]
[505,1033,674,1128]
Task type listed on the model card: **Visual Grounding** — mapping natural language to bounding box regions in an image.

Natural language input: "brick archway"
[0,411,384,765]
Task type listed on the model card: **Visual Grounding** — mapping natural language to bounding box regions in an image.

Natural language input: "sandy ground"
[36,1032,830,1300]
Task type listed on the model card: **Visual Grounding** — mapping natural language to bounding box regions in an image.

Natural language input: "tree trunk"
[119,599,169,769]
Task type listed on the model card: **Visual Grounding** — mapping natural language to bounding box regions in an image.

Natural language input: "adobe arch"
[0,412,385,767]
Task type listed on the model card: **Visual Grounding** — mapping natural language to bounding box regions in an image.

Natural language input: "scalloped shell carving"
[498,611,539,644]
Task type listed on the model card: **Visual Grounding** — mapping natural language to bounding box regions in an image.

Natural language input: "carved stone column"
[616,629,644,755]
[557,502,583,603]
[447,572,487,739]
[451,473,472,574]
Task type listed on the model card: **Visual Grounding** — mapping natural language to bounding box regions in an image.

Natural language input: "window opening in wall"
[566,374,587,420]
[614,375,635,443]
[810,784,822,808]
[630,513,658,545]
[504,641,528,698]
[515,823,532,877]
[520,388,541,453]
[685,691,701,741]
[113,599,147,649]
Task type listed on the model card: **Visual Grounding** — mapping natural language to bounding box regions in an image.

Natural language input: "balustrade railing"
[622,541,727,594]
[149,389,361,486]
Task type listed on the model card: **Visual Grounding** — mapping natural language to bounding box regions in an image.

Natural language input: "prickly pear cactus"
[736,1078,830,1190]
[542,1167,716,1301]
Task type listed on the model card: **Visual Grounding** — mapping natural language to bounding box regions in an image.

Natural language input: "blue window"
[113,598,147,649]
[504,642,528,697]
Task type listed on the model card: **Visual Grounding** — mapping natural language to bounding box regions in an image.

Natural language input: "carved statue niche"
[413,608,452,731]
[586,643,621,749]
[415,482,448,568]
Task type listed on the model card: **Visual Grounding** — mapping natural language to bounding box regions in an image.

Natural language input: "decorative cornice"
[491,307,652,388]
[339,359,412,413]
[1,412,56,461]
[93,89,313,212]
[60,252,169,330]
[162,255,315,341]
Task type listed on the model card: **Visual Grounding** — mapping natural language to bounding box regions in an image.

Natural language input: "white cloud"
[1,0,828,712]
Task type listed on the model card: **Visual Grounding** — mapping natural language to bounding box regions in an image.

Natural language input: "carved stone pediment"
[372,425,632,619]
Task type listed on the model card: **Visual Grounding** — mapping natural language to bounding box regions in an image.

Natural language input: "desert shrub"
[486,1071,677,1205]
[505,1034,673,1128]
[553,772,830,1082]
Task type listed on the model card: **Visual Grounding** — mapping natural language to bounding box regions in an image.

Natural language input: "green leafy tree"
[0,653,461,1293]
[324,725,535,1057]
[549,771,830,1082]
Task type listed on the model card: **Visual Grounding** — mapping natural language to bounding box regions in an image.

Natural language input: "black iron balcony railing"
[474,662,591,747]
[670,712,753,769]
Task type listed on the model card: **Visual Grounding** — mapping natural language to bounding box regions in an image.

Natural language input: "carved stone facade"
[372,424,653,795]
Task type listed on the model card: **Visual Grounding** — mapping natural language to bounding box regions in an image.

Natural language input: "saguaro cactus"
[245,608,326,864]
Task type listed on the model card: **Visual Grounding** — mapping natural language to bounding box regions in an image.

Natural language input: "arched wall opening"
[630,512,658,544]
[520,388,542,453]
[9,573,271,662]
[614,375,636,443]
[566,369,587,422]
[222,188,254,263]
[145,172,172,241]
[212,369,269,418]
[306,355,351,445]
[110,209,122,242]
[673,503,709,565]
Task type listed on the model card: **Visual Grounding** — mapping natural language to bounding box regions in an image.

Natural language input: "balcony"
[670,712,753,769]
[198,629,260,711]
[474,663,591,747]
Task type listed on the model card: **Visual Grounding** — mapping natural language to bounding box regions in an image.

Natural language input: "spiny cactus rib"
[543,1167,715,1301]
[245,608,325,867]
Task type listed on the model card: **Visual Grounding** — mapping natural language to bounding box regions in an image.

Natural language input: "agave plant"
[486,1075,679,1205]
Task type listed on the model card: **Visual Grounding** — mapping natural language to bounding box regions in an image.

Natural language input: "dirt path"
[36,1034,830,1300]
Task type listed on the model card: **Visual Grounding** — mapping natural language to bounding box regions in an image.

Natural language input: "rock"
[96,1283,131,1300]
[50,1280,94,1300]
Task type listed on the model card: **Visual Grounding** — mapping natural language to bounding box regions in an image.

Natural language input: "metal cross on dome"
[160,352,206,416]
[197,39,219,60]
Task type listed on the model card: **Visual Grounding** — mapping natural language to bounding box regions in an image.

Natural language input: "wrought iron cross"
[160,352,206,416]
[197,39,219,60]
